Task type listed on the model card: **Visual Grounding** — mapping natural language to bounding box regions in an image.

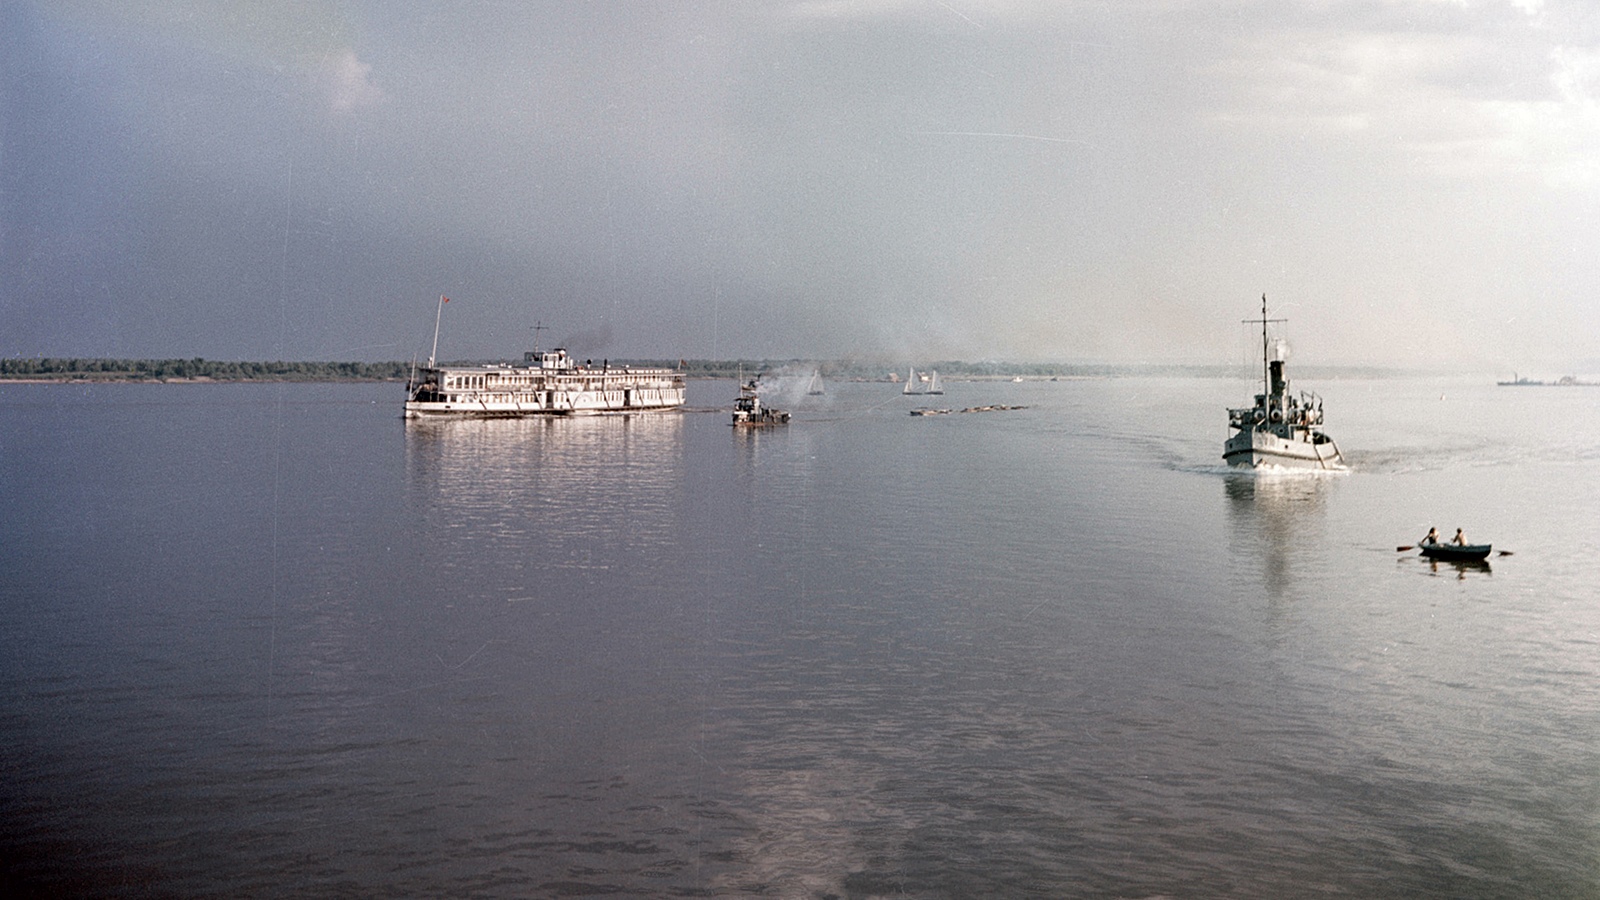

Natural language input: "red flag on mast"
[441,295,450,303]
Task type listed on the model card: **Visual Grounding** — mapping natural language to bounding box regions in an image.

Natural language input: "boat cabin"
[523,348,576,370]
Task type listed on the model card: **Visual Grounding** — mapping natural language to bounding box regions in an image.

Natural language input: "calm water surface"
[3,376,1599,897]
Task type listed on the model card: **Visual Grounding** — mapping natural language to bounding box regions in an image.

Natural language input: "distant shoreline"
[0,359,413,383]
[0,377,410,384]
[0,358,1476,383]
[0,376,409,384]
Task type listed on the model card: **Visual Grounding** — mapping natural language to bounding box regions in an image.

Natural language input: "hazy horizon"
[5,1,1598,371]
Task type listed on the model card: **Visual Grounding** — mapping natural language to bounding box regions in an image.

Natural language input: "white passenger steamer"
[404,298,685,418]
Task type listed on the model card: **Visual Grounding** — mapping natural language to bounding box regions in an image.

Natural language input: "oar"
[1396,545,1415,552]
[1497,550,1514,557]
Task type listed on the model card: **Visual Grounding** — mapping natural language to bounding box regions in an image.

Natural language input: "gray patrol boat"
[1224,296,1345,470]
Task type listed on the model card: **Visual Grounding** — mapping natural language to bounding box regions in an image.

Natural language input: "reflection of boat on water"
[1438,559,1491,574]
[1224,295,1345,470]
[1421,554,1492,578]
[1224,470,1334,602]
[404,413,686,568]
[1419,542,1492,561]
[404,298,685,418]
[732,378,790,427]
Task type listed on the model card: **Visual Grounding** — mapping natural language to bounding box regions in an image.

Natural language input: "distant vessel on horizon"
[1497,374,1596,387]
[1223,295,1345,470]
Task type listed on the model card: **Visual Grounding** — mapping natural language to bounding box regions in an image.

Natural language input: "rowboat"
[1419,543,1492,561]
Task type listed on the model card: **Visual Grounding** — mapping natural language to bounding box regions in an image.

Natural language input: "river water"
[3,375,1598,897]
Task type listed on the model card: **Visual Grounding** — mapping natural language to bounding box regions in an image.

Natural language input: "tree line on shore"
[1,358,412,381]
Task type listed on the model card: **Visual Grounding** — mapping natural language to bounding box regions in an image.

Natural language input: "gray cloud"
[4,0,1598,370]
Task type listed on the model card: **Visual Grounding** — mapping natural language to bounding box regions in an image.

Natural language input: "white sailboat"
[903,366,941,395]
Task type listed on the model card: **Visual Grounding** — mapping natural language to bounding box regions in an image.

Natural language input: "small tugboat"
[1224,295,1345,469]
[731,378,790,427]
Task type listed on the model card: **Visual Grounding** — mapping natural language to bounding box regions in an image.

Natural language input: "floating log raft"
[910,405,1028,416]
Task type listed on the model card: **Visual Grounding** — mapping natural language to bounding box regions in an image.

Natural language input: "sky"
[3,0,1598,370]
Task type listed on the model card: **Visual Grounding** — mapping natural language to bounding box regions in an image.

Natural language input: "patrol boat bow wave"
[1223,295,1345,470]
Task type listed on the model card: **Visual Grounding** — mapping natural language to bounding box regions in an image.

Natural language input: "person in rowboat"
[1452,528,1467,546]
[1420,527,1440,546]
